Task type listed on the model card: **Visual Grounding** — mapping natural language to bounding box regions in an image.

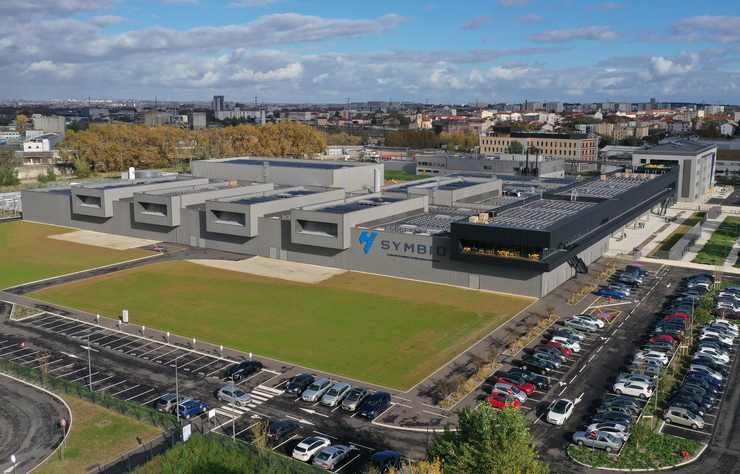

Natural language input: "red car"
[649,334,675,345]
[665,312,689,320]
[546,341,573,358]
[496,377,536,395]
[487,392,522,410]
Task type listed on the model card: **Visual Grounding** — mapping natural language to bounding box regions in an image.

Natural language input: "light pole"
[175,357,180,425]
[87,333,93,391]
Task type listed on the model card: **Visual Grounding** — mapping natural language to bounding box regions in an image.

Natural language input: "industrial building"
[22,157,678,297]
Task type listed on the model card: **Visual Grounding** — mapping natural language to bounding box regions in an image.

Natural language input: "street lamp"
[87,333,93,391]
[175,356,180,424]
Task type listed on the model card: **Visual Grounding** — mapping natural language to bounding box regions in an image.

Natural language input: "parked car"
[301,378,332,402]
[292,436,331,462]
[368,451,402,474]
[267,419,300,444]
[585,422,630,440]
[492,382,527,403]
[710,319,738,335]
[572,430,623,453]
[505,368,551,390]
[224,360,263,382]
[649,334,675,345]
[549,336,582,352]
[533,345,567,363]
[573,314,606,329]
[590,411,633,427]
[546,340,574,357]
[552,327,587,341]
[546,398,574,425]
[177,399,208,419]
[496,376,536,395]
[695,346,730,363]
[664,406,705,430]
[669,397,705,417]
[596,404,638,419]
[633,350,669,366]
[616,373,655,388]
[313,445,356,470]
[531,351,562,369]
[156,393,188,413]
[625,265,648,277]
[320,382,352,407]
[520,356,554,374]
[564,318,600,333]
[286,373,315,395]
[595,287,626,300]
[599,397,641,414]
[699,333,735,347]
[358,392,392,420]
[487,392,522,410]
[341,387,369,412]
[216,384,252,407]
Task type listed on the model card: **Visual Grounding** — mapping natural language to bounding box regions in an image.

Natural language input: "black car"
[692,357,729,375]
[600,397,642,413]
[225,360,263,382]
[520,356,553,374]
[505,368,551,390]
[367,451,402,473]
[358,392,392,420]
[595,405,637,419]
[675,389,713,411]
[590,411,633,427]
[532,346,567,362]
[285,373,315,395]
[683,379,721,396]
[670,397,705,417]
[267,419,299,444]
[686,371,723,390]
[679,384,716,404]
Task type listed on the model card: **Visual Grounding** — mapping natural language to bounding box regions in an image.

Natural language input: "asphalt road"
[0,376,68,473]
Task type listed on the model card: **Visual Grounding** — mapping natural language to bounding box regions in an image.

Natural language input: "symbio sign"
[357,230,447,260]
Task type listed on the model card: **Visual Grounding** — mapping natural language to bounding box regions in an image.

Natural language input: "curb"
[567,442,708,472]
[0,372,73,473]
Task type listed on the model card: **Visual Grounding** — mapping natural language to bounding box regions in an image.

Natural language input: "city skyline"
[2,0,740,103]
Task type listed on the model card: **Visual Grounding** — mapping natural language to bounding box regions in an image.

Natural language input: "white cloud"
[672,16,740,43]
[530,26,619,42]
[24,60,78,79]
[649,54,697,77]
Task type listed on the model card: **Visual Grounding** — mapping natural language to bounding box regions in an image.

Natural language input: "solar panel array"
[557,176,648,199]
[381,208,478,235]
[319,197,404,214]
[488,199,595,230]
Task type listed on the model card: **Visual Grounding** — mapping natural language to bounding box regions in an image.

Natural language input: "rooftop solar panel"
[226,158,352,170]
[485,199,595,230]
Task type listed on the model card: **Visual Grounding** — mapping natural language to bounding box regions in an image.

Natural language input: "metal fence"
[0,192,21,218]
[667,222,703,260]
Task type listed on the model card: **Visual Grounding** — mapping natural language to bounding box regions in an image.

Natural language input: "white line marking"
[124,388,154,401]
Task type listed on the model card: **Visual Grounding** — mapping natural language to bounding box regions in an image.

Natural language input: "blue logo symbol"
[358,230,379,254]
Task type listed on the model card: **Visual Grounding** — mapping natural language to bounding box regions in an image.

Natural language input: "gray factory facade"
[21,156,678,297]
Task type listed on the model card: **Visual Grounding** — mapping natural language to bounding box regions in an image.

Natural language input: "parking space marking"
[177,355,208,369]
[9,350,38,362]
[370,404,397,423]
[125,388,154,401]
[69,371,99,383]
[111,384,140,396]
[207,361,234,377]
[335,453,362,473]
[99,380,127,392]
[141,394,163,406]
[235,421,260,437]
[0,347,31,358]
[272,434,299,451]
[313,430,338,440]
[136,344,168,358]
[90,375,115,387]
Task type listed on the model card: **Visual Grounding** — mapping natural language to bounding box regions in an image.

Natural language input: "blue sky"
[2,0,740,103]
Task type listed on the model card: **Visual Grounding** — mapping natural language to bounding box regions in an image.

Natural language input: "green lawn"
[0,221,151,289]
[384,169,419,181]
[693,216,740,265]
[650,212,705,257]
[31,261,532,389]
[35,394,162,474]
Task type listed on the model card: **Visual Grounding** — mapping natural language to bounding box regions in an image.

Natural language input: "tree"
[15,114,29,135]
[428,403,548,474]
[507,141,524,154]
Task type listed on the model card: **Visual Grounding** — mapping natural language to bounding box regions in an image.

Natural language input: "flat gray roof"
[315,197,405,214]
[486,199,595,231]
[638,140,716,156]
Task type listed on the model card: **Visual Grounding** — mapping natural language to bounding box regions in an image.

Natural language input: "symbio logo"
[358,230,379,254]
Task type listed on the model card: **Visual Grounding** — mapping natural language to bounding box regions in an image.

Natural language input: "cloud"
[672,16,740,43]
[0,0,113,17]
[519,14,544,24]
[89,15,126,26]
[230,0,281,6]
[594,2,623,11]
[498,0,530,6]
[530,26,618,42]
[462,16,490,30]
[649,54,698,77]
[366,47,565,64]
[24,60,78,79]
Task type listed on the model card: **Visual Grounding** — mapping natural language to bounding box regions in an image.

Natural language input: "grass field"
[693,216,740,265]
[649,212,705,257]
[31,261,533,389]
[35,394,161,474]
[384,169,419,182]
[0,221,151,289]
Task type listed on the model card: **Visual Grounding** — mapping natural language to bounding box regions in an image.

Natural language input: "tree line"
[384,130,480,152]
[58,122,328,175]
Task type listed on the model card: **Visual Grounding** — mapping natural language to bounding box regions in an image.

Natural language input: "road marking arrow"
[299,408,330,418]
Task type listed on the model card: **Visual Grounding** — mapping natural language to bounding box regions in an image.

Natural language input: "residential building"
[189,112,207,130]
[720,122,737,137]
[215,109,266,124]
[212,95,225,113]
[632,140,717,202]
[22,133,63,153]
[480,130,599,161]
[715,149,740,182]
[144,111,174,127]
[31,115,66,138]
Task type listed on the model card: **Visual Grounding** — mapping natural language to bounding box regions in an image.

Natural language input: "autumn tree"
[15,114,29,135]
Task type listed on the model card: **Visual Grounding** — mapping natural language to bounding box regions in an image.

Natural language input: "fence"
[0,358,178,432]
[0,192,21,218]
[91,433,175,473]
[667,222,703,260]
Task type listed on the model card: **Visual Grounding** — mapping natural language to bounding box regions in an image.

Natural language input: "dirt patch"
[189,256,346,283]
[49,230,159,250]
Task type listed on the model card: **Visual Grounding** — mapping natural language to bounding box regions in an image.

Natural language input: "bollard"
[192,338,196,348]
[141,325,146,336]
[96,314,100,325]
[166,332,170,343]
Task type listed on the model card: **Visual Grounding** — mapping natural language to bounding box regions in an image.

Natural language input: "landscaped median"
[693,216,740,265]
[650,212,706,259]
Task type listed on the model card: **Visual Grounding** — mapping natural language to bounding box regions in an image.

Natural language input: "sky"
[2,0,740,104]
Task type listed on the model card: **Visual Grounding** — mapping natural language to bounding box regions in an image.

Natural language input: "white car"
[693,352,729,367]
[710,319,739,335]
[585,422,630,440]
[616,373,655,388]
[707,324,738,338]
[492,383,528,403]
[634,350,669,366]
[546,398,574,425]
[699,332,735,346]
[550,336,582,353]
[689,365,723,381]
[702,328,736,341]
[613,380,653,399]
[695,346,730,363]
[292,436,331,462]
[574,314,605,329]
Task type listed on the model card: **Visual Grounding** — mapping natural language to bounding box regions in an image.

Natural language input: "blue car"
[358,392,392,420]
[596,287,626,299]
[178,399,209,419]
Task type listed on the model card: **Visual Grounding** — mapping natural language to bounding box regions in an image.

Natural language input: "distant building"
[189,112,207,130]
[415,153,565,178]
[705,105,724,115]
[144,111,174,127]
[715,149,740,181]
[720,122,737,137]
[215,109,266,125]
[480,130,598,161]
[212,95,225,113]
[633,140,716,202]
[22,133,63,153]
[32,115,66,138]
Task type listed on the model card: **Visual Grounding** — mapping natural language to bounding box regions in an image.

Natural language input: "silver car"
[341,387,368,411]
[572,430,623,453]
[664,406,704,430]
[312,445,356,470]
[301,377,332,402]
[217,384,252,407]
[320,382,352,407]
